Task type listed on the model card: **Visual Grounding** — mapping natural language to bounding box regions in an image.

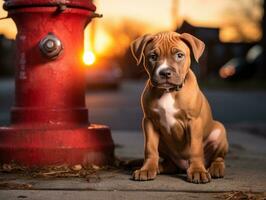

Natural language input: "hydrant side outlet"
[0,0,115,167]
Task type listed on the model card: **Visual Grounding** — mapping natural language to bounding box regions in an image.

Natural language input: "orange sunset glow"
[0,0,263,61]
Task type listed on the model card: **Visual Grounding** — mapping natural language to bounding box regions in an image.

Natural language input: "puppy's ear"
[130,34,154,66]
[180,33,205,62]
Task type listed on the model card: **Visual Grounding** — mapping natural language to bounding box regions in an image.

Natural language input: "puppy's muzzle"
[153,68,184,92]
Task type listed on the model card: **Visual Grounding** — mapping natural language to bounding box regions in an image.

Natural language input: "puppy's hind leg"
[159,158,177,174]
[158,141,183,174]
[205,121,229,178]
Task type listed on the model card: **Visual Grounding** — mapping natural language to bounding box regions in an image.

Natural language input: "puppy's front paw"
[187,166,211,184]
[132,168,157,181]
[208,159,225,178]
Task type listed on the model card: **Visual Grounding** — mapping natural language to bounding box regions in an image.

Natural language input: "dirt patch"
[221,191,266,200]
[0,182,32,190]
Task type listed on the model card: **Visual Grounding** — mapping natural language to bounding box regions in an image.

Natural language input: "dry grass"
[0,160,123,179]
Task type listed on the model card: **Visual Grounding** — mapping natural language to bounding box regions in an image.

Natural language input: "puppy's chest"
[152,93,180,133]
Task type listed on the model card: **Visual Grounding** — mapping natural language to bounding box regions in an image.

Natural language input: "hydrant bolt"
[39,33,63,59]
[45,40,55,50]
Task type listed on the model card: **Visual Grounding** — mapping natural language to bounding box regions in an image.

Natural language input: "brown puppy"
[130,32,228,184]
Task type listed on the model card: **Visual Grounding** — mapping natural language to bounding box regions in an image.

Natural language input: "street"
[1,79,266,130]
[0,79,266,199]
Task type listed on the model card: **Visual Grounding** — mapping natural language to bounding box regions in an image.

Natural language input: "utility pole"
[171,0,180,28]
[90,0,97,52]
[260,0,266,78]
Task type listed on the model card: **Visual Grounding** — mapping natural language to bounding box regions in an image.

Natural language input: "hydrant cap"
[3,0,96,11]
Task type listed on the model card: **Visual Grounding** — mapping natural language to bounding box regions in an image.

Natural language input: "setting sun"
[83,51,96,66]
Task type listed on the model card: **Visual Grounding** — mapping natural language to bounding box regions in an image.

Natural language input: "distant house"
[177,21,256,79]
[178,21,219,42]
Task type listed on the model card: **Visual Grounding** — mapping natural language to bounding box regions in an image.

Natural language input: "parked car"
[85,58,122,90]
[219,45,262,81]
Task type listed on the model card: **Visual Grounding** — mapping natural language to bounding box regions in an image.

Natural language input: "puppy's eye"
[149,53,158,62]
[175,52,184,61]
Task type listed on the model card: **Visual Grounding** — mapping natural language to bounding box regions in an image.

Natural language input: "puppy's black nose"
[159,68,173,79]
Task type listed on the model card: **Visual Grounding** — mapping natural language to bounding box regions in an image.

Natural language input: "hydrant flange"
[3,0,96,11]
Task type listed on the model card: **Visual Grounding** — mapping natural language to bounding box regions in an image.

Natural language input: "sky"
[0,0,263,57]
[92,0,263,55]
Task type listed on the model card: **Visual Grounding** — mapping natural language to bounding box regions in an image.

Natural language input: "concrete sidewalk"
[0,128,266,199]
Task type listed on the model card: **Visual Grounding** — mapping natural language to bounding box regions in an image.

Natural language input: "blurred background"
[0,0,266,133]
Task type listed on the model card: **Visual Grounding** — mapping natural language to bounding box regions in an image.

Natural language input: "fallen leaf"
[71,165,82,171]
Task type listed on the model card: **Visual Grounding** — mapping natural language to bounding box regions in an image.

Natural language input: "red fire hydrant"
[0,0,114,166]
